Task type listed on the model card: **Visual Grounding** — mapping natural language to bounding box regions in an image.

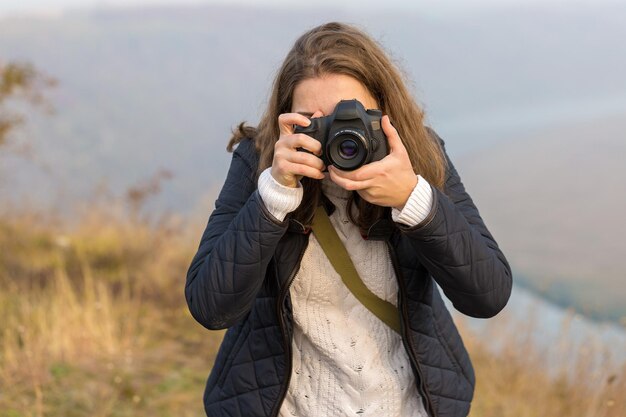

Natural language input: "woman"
[185,22,512,417]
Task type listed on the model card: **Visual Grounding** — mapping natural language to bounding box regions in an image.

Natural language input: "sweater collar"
[320,173,351,201]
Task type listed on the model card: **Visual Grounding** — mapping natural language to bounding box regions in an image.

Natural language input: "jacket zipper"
[386,241,438,417]
[270,237,308,417]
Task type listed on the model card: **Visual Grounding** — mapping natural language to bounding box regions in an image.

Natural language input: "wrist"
[392,174,433,226]
[270,167,298,188]
[258,168,304,222]
[394,175,419,210]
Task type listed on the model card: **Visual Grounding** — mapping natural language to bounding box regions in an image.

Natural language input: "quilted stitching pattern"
[185,134,512,417]
[207,301,286,416]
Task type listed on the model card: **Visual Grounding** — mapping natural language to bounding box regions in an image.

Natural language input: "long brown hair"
[227,22,447,231]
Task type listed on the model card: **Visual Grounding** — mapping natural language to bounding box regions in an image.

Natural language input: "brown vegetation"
[0,201,222,417]
[0,199,624,416]
[0,61,55,149]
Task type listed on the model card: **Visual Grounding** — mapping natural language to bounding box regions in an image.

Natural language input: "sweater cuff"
[391,174,434,227]
[257,167,304,222]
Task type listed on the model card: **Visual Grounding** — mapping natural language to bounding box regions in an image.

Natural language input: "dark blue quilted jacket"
[185,129,512,417]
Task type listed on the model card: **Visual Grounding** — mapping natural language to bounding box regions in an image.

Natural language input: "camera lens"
[338,139,358,159]
[327,129,368,171]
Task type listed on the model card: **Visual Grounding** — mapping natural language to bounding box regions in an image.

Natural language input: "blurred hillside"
[1,4,625,213]
[457,113,626,321]
[1,3,626,323]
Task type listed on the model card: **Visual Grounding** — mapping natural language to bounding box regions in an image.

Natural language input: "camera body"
[294,99,389,171]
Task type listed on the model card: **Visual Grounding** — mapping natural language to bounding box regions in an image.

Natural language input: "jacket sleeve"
[397,128,513,318]
[185,138,290,330]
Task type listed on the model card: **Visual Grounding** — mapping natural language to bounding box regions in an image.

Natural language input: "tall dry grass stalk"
[456,309,626,417]
[0,205,222,417]
[0,203,624,416]
[0,256,141,416]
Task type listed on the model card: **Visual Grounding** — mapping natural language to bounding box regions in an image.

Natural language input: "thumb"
[382,115,405,154]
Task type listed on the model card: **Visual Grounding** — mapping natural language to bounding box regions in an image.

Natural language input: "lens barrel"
[327,128,368,170]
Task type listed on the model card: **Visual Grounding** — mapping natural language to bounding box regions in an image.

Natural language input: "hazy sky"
[0,0,619,17]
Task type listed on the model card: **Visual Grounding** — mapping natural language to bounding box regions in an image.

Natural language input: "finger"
[284,133,323,156]
[278,113,311,135]
[287,149,325,171]
[283,160,325,180]
[329,163,379,182]
[329,166,374,191]
[382,115,406,155]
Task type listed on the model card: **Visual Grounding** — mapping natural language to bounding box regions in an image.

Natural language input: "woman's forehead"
[291,74,378,115]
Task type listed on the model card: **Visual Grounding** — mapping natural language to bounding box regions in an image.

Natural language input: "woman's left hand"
[328,115,418,210]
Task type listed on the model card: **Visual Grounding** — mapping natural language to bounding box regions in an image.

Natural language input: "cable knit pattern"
[391,174,433,226]
[276,175,428,417]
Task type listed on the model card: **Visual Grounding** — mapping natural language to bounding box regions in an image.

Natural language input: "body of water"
[451,284,626,373]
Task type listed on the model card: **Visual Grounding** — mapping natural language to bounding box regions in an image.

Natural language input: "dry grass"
[0,202,624,417]
[457,312,626,417]
[0,204,223,417]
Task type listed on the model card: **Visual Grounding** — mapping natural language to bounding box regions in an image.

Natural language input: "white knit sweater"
[258,168,433,417]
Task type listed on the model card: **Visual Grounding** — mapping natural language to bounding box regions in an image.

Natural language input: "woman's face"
[291,73,379,118]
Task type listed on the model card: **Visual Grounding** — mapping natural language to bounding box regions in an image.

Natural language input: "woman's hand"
[271,112,326,188]
[328,115,418,209]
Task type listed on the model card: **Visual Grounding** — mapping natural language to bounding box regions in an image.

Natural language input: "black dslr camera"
[294,99,389,171]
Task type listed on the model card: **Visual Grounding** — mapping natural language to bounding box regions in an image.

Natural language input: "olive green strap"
[311,205,401,334]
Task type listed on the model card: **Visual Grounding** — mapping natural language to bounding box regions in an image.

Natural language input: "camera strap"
[311,204,401,334]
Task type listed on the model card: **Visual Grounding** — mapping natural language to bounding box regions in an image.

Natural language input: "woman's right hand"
[271,112,326,188]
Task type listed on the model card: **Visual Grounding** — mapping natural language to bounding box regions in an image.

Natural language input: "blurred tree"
[0,61,56,149]
[125,167,174,222]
